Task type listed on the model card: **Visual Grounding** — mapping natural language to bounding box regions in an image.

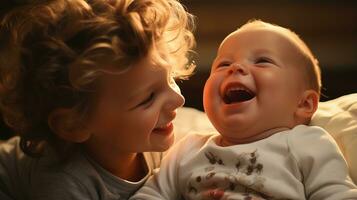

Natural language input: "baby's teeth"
[227,87,249,93]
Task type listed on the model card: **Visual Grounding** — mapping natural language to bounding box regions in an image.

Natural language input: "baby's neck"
[219,127,290,146]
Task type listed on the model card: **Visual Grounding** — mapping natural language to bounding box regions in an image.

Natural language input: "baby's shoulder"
[167,131,218,158]
[287,124,332,142]
[286,125,341,159]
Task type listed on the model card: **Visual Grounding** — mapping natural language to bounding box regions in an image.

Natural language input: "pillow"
[311,93,357,183]
[173,93,357,184]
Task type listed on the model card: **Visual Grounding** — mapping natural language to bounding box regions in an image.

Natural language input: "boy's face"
[203,27,308,145]
[84,53,184,156]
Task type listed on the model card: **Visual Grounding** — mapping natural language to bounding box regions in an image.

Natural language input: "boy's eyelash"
[139,92,155,106]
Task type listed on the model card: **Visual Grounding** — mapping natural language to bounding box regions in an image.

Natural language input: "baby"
[0,0,195,199]
[131,20,357,199]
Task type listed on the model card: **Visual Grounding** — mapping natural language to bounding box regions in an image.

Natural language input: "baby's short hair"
[237,20,322,95]
[0,0,195,157]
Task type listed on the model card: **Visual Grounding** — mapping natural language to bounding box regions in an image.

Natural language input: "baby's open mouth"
[223,86,255,104]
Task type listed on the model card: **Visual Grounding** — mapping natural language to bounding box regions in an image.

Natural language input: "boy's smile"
[152,122,174,136]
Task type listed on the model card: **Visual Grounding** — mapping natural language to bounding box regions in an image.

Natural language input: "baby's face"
[203,27,308,145]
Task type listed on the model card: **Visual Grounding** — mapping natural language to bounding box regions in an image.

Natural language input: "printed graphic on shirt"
[185,149,273,200]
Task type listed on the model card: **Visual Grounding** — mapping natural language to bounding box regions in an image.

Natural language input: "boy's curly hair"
[0,0,195,157]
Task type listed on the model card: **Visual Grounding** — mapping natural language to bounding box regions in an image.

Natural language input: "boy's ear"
[295,90,319,121]
[48,108,91,143]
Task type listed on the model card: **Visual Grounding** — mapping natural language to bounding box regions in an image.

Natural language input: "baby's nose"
[228,63,248,75]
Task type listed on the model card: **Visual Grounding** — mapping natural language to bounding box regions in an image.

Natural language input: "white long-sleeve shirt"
[131,125,357,200]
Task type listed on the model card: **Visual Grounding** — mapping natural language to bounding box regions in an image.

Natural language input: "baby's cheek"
[204,76,218,96]
[203,85,213,108]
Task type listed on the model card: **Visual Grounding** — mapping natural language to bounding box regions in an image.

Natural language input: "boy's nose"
[173,92,185,109]
[228,63,248,75]
[166,84,185,111]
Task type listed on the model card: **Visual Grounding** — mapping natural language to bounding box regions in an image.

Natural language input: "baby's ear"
[48,108,91,143]
[295,90,319,121]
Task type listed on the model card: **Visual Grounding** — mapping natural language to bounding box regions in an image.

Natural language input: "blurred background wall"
[178,0,357,111]
[1,0,356,139]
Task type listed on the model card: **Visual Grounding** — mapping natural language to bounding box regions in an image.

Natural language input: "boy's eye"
[139,92,155,106]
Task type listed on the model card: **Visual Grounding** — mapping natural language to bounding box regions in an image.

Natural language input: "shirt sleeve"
[288,125,357,199]
[30,172,91,200]
[0,137,94,200]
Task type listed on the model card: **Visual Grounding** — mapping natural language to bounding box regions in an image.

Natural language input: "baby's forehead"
[224,26,296,46]
[219,26,306,57]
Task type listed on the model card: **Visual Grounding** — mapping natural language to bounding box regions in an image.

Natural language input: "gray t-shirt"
[0,137,162,200]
